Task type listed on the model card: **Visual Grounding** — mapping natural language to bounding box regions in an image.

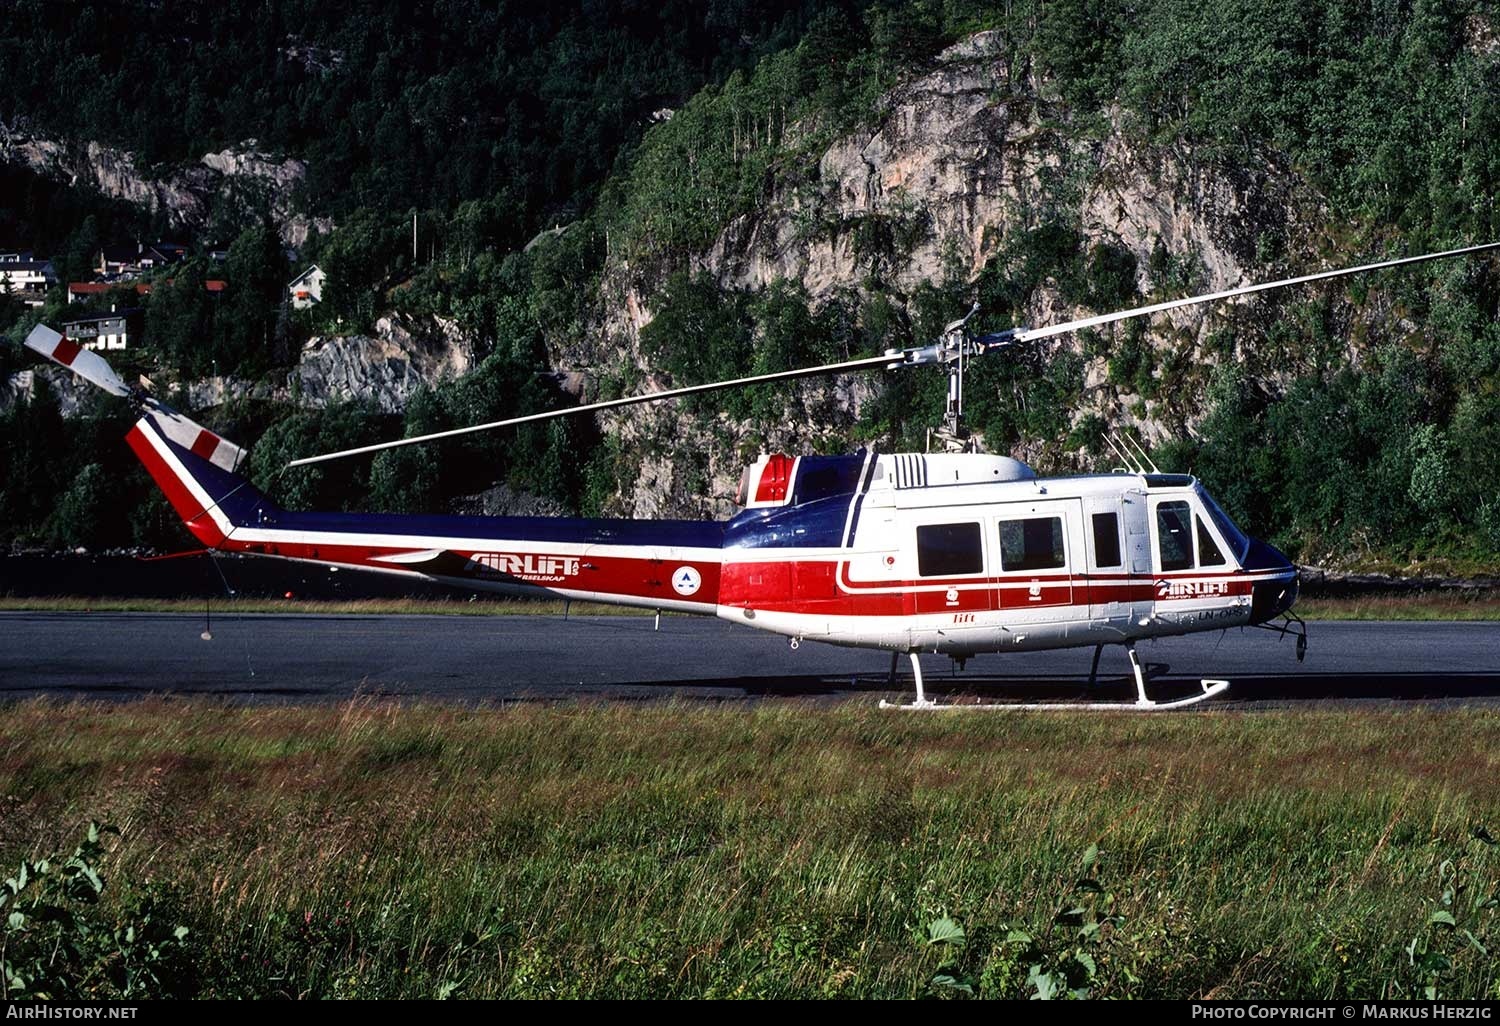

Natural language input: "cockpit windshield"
[1196,486,1250,564]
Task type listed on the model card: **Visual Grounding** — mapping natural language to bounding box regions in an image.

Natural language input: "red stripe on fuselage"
[219,536,724,605]
[722,558,1271,616]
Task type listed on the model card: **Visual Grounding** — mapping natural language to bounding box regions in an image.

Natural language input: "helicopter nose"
[1244,537,1299,624]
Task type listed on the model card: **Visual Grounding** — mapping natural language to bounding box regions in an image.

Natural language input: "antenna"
[1104,434,1143,474]
[1123,433,1161,474]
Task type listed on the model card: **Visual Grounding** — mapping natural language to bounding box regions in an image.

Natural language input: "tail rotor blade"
[24,324,132,397]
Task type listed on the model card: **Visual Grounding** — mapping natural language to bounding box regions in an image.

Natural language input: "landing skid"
[878,644,1231,711]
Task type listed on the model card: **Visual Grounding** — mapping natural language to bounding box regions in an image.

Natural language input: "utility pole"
[412,213,418,263]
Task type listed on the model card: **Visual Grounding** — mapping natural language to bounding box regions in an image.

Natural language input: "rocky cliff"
[0,130,329,248]
[560,31,1332,517]
[288,315,473,413]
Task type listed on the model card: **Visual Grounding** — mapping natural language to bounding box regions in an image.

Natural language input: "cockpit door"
[1081,490,1152,625]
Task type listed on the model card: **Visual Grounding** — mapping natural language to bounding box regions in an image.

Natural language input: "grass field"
[2,700,1498,999]
[3,593,1500,620]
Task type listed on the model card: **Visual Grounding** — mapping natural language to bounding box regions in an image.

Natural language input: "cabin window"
[998,516,1065,572]
[1196,516,1226,566]
[1091,512,1122,568]
[916,522,983,577]
[1156,501,1193,571]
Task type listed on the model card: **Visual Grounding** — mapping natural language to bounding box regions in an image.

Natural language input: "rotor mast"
[902,304,1021,454]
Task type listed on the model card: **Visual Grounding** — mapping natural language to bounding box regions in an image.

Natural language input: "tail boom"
[25,323,727,612]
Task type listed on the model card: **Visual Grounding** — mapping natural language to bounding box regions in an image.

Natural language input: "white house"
[288,264,325,309]
[0,257,58,307]
[62,307,144,351]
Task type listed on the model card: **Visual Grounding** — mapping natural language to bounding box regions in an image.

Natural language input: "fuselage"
[130,414,1298,658]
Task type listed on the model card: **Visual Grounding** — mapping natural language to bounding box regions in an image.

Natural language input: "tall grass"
[2,700,1497,998]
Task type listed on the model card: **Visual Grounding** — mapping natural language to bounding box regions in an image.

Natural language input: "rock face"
[199,145,332,249]
[0,133,324,247]
[696,31,1318,311]
[292,315,473,413]
[0,367,90,417]
[563,30,1327,516]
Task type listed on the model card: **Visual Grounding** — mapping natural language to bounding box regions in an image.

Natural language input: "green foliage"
[0,381,179,550]
[1117,0,1500,239]
[311,210,415,332]
[250,348,586,516]
[49,463,125,550]
[1030,0,1127,110]
[143,261,219,375]
[1394,830,1499,1000]
[921,845,1120,1000]
[1187,338,1500,565]
[249,403,388,512]
[1,822,195,1000]
[220,221,293,371]
[639,271,754,389]
[603,6,906,267]
[0,1,840,233]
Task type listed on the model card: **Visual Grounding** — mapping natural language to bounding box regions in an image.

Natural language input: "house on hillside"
[69,279,226,302]
[143,242,189,267]
[68,282,122,303]
[95,241,189,277]
[287,264,324,308]
[97,244,140,277]
[62,307,144,351]
[0,256,58,307]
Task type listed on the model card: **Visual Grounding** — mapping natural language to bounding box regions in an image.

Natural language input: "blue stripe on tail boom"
[158,423,727,549]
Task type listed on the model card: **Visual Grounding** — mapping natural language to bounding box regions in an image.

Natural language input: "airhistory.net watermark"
[4,1009,138,1020]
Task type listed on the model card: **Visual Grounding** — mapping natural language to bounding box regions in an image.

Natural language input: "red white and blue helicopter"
[22,242,1500,709]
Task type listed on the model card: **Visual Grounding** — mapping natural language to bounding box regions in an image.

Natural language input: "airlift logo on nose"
[1156,579,1229,599]
[468,552,580,582]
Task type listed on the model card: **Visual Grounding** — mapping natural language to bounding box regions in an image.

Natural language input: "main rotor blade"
[288,239,1500,469]
[1011,240,1500,345]
[286,352,894,468]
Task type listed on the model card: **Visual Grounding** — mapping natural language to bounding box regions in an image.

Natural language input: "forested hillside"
[3,0,1499,574]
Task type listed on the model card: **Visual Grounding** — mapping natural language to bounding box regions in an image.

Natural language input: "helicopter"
[20,240,1500,709]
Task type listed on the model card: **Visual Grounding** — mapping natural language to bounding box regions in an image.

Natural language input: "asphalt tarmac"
[3,612,1499,708]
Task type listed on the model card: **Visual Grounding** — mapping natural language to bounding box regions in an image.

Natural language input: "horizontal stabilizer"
[368,549,449,566]
[366,549,562,583]
[24,324,131,397]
